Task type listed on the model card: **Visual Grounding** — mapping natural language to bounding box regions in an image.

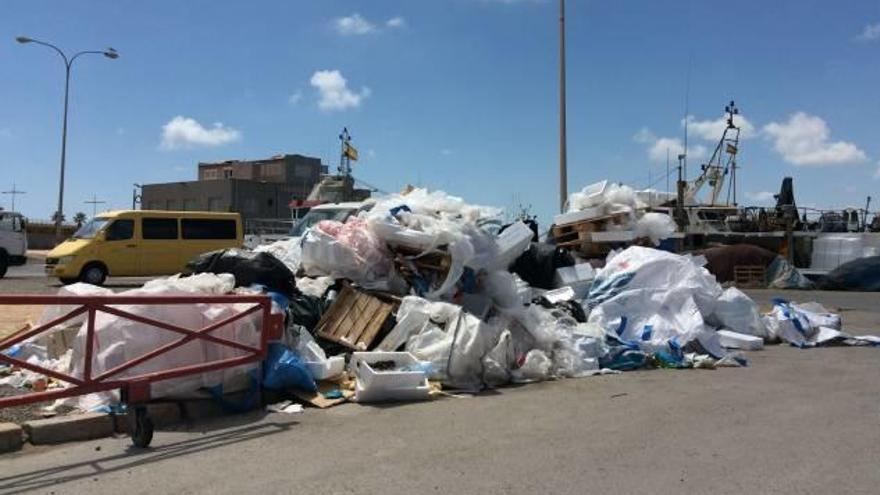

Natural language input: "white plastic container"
[349,352,431,402]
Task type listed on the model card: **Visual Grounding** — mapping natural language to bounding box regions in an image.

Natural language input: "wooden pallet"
[315,286,396,351]
[733,265,767,288]
[552,211,632,254]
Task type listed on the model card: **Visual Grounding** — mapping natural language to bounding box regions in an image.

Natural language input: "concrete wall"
[141,179,305,221]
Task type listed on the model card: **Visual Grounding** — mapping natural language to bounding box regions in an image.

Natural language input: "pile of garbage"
[552,180,677,252]
[2,186,877,416]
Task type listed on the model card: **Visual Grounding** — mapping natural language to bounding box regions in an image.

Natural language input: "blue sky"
[1,0,879,225]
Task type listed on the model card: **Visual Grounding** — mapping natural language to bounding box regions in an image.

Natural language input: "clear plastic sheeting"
[253,237,302,273]
[34,274,264,411]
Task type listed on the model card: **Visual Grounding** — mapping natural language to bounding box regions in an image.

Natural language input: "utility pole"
[84,194,106,217]
[1,183,26,212]
[558,0,568,213]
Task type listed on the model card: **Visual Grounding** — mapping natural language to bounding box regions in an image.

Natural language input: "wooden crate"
[733,265,767,288]
[315,286,396,351]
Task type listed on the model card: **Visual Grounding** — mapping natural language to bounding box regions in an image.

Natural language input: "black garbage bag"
[187,248,297,298]
[289,292,329,332]
[817,256,880,291]
[511,242,575,289]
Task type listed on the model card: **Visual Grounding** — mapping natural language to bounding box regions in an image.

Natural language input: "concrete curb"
[0,422,24,453]
[22,412,114,445]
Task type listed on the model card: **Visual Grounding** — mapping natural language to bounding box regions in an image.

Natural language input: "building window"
[183,199,198,211]
[207,197,224,211]
[165,200,176,210]
[294,164,313,179]
[142,218,179,239]
[223,168,233,178]
[244,198,258,214]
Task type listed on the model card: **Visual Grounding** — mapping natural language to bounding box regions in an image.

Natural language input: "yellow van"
[46,210,243,285]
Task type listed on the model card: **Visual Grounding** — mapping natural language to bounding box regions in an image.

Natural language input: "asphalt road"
[1,276,879,494]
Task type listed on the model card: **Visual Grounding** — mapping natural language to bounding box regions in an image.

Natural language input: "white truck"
[0,211,28,278]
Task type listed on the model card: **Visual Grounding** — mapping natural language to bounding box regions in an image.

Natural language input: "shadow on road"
[0,419,295,494]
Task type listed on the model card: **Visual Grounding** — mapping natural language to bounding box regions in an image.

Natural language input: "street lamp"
[16,36,119,242]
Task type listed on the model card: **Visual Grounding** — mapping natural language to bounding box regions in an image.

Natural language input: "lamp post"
[558,0,568,213]
[132,183,142,210]
[15,36,118,242]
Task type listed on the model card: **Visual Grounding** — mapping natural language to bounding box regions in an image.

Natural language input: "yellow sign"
[344,142,359,161]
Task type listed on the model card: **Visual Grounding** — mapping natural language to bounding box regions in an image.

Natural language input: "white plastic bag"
[708,287,768,338]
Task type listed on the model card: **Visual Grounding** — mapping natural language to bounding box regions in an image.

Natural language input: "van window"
[181,219,237,239]
[73,217,110,239]
[143,218,179,239]
[106,219,134,241]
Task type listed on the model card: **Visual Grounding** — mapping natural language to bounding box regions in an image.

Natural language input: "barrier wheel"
[130,406,154,448]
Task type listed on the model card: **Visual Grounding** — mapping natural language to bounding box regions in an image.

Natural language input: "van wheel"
[79,263,108,285]
[0,252,7,279]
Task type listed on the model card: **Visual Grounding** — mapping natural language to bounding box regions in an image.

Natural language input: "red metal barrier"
[0,294,283,445]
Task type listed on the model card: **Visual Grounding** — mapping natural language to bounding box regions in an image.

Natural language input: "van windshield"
[73,217,110,239]
[290,208,356,237]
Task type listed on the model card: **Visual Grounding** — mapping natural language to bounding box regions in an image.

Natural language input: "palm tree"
[73,212,87,227]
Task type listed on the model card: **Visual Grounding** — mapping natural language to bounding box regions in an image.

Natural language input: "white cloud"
[288,90,302,105]
[683,113,756,141]
[634,128,707,163]
[441,148,454,156]
[873,162,880,180]
[0,128,11,138]
[746,191,776,204]
[310,70,370,111]
[762,112,867,166]
[856,22,880,42]
[334,13,377,35]
[386,16,406,29]
[160,116,241,150]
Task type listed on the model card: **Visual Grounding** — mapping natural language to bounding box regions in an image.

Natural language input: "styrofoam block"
[305,356,345,380]
[717,330,764,350]
[555,263,595,288]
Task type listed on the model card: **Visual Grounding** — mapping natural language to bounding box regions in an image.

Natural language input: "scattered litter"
[267,400,304,414]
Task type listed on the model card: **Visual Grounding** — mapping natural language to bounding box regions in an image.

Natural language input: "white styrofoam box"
[543,286,576,304]
[489,221,534,270]
[305,356,345,380]
[354,380,430,403]
[349,352,430,402]
[555,263,595,288]
[717,330,764,351]
[553,206,605,227]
